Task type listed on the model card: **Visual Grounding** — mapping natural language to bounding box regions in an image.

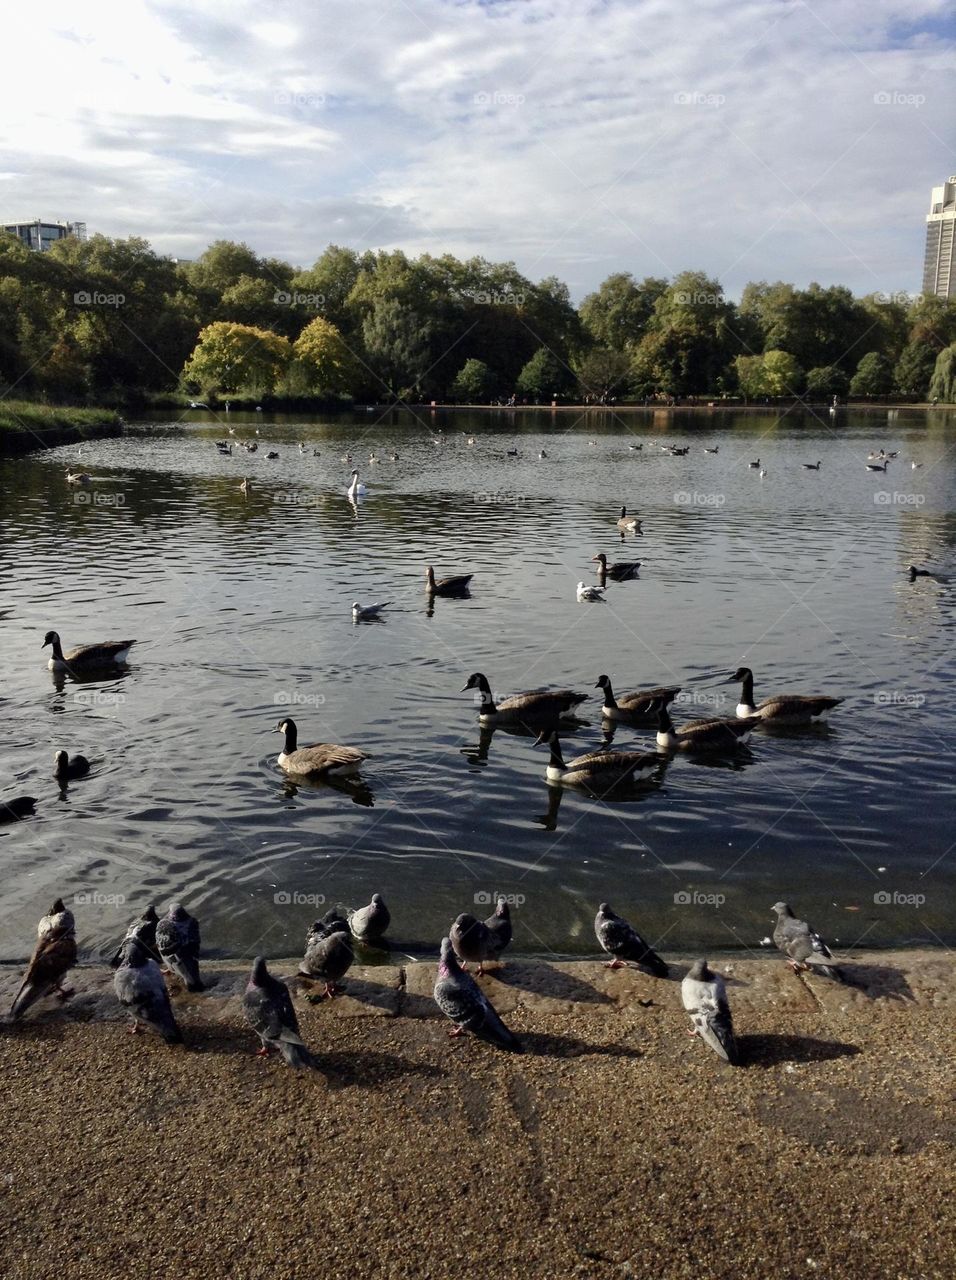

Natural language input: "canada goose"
[389,452,399,461]
[313,449,321,457]
[53,750,90,782]
[592,553,641,580]
[703,446,719,454]
[535,729,659,790]
[274,718,368,778]
[462,672,586,726]
[576,582,605,602]
[156,902,204,992]
[245,441,258,453]
[506,447,519,456]
[349,893,390,943]
[656,706,752,752]
[748,458,760,468]
[347,469,367,497]
[886,450,899,459]
[908,564,935,581]
[802,461,821,470]
[10,900,77,1019]
[66,471,91,486]
[425,566,473,595]
[42,630,135,672]
[727,666,843,724]
[617,506,641,531]
[866,459,889,472]
[628,443,643,450]
[771,902,842,981]
[239,478,250,494]
[670,446,690,456]
[538,450,547,459]
[266,451,279,460]
[594,902,668,976]
[681,960,739,1064]
[595,674,681,722]
[352,601,390,620]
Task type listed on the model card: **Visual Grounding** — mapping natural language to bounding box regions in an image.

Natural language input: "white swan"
[347,469,367,498]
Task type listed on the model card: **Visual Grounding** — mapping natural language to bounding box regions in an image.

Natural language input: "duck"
[53,750,90,782]
[535,730,660,789]
[616,506,641,531]
[591,553,641,581]
[628,443,644,451]
[461,672,587,726]
[274,718,369,779]
[802,461,821,470]
[42,630,135,672]
[866,459,889,472]
[389,452,399,462]
[347,469,367,498]
[425,566,473,595]
[656,706,753,752]
[595,674,681,722]
[266,451,279,460]
[66,471,91,486]
[748,458,760,468]
[703,446,719,454]
[576,582,605,602]
[352,601,390,620]
[726,666,843,724]
[245,441,258,453]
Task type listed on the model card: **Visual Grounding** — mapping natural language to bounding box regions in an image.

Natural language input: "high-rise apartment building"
[923,178,956,299]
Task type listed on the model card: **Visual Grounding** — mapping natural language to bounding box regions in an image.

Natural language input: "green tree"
[579,274,668,351]
[632,272,740,396]
[361,298,432,398]
[928,343,956,403]
[291,245,362,334]
[574,346,633,400]
[293,317,360,396]
[516,347,572,399]
[894,341,937,399]
[849,351,894,397]
[762,349,803,396]
[804,365,849,398]
[451,357,494,401]
[181,321,292,396]
[734,354,768,400]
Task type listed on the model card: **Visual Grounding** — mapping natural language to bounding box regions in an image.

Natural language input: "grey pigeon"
[243,957,315,1069]
[308,907,350,941]
[433,937,522,1052]
[449,913,495,974]
[10,899,77,1019]
[300,926,353,998]
[113,939,183,1043]
[110,904,159,968]
[349,893,390,943]
[156,902,204,992]
[594,902,669,977]
[485,897,513,961]
[771,901,842,980]
[681,960,739,1065]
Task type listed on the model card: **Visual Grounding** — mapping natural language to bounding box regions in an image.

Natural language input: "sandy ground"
[0,950,954,1280]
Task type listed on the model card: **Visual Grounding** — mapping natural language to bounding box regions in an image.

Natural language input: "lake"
[1,404,953,963]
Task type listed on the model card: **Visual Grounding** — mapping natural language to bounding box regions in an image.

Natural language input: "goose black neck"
[547,736,566,769]
[740,670,755,704]
[601,679,617,709]
[283,722,298,753]
[657,706,674,733]
[51,636,64,659]
[473,674,496,714]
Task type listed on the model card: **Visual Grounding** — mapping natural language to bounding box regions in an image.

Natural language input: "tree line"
[2,231,955,405]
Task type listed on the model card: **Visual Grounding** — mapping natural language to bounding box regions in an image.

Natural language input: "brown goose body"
[43,630,135,673]
[425,566,473,595]
[462,672,586,726]
[656,707,752,753]
[274,718,368,778]
[729,667,843,724]
[536,730,660,789]
[595,674,681,722]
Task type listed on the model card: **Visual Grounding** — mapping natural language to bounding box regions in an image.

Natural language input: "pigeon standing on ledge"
[681,960,739,1065]
[771,902,843,981]
[433,938,522,1052]
[595,902,669,977]
[243,957,315,1069]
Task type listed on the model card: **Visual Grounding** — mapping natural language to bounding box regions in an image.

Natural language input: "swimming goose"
[616,506,641,531]
[681,960,739,1065]
[628,443,643,451]
[656,706,752,752]
[576,582,605,602]
[66,471,91,486]
[535,730,660,790]
[462,672,587,726]
[266,451,279,460]
[42,630,135,672]
[274,718,368,778]
[703,446,719,454]
[866,459,889,472]
[802,461,821,470]
[594,902,668,976]
[591,553,641,580]
[727,666,843,724]
[347,469,367,497]
[425,566,473,595]
[886,450,899,459]
[53,750,90,781]
[595,674,681,722]
[506,447,519,456]
[748,458,760,468]
[245,441,258,453]
[352,601,390,620]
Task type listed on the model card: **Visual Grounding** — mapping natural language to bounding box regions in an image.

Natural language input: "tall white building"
[923,178,956,299]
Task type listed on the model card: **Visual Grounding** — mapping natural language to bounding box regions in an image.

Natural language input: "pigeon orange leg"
[255,1046,271,1058]
[128,1021,140,1035]
[603,958,625,969]
[447,1026,465,1038]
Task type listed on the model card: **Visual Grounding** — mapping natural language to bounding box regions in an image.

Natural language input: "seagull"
[576,581,605,602]
[352,601,390,620]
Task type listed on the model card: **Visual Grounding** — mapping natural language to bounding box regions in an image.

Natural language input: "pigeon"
[113,939,183,1042]
[110,904,159,968]
[450,913,499,974]
[771,901,843,980]
[308,908,350,941]
[300,925,353,998]
[243,957,315,1069]
[348,893,390,943]
[485,897,513,961]
[156,902,204,992]
[434,937,522,1052]
[594,902,669,977]
[10,899,78,1019]
[681,960,739,1065]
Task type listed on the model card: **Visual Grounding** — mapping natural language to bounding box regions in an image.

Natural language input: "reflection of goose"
[274,718,368,778]
[43,630,135,672]
[425,566,472,595]
[727,666,843,724]
[462,672,586,725]
[595,674,680,722]
[535,730,659,789]
[656,706,752,752]
[239,478,250,494]
[347,470,367,498]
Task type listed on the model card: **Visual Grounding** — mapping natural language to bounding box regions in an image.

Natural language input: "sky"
[2,0,954,301]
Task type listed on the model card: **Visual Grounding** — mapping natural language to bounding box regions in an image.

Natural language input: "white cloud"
[1,0,953,297]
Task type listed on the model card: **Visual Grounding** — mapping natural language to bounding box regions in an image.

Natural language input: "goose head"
[42,630,60,650]
[595,674,612,691]
[727,667,753,684]
[461,672,492,699]
[591,554,608,568]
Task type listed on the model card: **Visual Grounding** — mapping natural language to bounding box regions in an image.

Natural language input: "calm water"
[1,406,954,962]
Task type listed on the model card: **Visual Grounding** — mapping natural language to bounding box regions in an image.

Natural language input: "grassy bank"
[0,400,122,453]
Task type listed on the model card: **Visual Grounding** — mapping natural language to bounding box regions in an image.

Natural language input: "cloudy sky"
[2,0,953,299]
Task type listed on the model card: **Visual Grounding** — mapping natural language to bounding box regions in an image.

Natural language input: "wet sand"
[1,951,953,1280]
